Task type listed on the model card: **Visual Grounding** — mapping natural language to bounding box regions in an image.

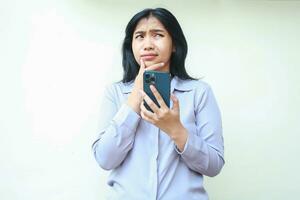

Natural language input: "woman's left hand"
[140,85,188,151]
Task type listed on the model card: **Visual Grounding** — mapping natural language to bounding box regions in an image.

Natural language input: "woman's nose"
[143,37,154,50]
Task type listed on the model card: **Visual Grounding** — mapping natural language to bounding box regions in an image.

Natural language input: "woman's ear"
[172,46,176,52]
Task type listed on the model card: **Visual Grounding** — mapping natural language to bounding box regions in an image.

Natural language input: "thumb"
[137,59,146,78]
[171,94,180,112]
[139,58,146,71]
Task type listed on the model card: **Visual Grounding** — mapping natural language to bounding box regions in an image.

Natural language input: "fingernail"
[150,85,155,90]
[139,89,144,96]
[160,63,164,66]
[172,94,177,100]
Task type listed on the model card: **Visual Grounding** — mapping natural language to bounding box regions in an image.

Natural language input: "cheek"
[159,39,173,55]
[132,45,140,60]
[160,45,173,59]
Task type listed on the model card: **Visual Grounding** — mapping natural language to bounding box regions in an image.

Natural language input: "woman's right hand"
[127,59,164,114]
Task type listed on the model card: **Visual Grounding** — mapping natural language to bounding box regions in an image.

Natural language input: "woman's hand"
[127,59,164,114]
[140,85,188,151]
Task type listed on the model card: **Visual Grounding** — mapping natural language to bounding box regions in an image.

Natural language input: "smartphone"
[143,70,171,112]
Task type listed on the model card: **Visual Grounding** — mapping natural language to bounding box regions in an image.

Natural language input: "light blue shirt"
[92,76,224,200]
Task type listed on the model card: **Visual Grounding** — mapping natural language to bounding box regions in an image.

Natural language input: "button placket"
[151,126,159,199]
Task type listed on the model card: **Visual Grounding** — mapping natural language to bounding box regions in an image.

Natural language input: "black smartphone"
[143,70,171,112]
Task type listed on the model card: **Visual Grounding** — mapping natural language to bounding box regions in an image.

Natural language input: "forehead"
[134,16,166,32]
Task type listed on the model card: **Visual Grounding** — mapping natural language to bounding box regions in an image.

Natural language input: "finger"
[140,90,160,114]
[134,59,146,85]
[140,58,146,70]
[150,85,167,109]
[145,62,164,71]
[141,112,155,124]
[140,102,157,123]
[171,94,180,112]
[137,59,146,76]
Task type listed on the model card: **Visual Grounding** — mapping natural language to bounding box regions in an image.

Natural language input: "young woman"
[92,8,224,200]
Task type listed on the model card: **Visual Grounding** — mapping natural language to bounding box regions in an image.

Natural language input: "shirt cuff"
[112,103,141,132]
[174,131,209,171]
[174,130,204,159]
[174,133,189,155]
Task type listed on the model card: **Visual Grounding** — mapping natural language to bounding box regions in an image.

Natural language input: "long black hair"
[121,8,196,83]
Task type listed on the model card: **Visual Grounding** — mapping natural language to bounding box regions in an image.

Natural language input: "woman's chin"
[144,60,156,66]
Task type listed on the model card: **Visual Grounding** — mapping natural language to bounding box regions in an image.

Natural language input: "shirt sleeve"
[92,85,141,170]
[174,84,225,177]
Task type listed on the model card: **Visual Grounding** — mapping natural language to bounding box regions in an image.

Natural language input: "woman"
[92,8,224,200]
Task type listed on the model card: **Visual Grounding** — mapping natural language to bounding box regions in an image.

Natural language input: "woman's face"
[132,16,174,72]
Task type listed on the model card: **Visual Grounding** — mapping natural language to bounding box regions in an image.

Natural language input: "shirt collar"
[171,76,194,93]
[120,81,134,94]
[120,76,194,94]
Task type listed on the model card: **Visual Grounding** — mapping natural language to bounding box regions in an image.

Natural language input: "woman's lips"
[141,54,157,61]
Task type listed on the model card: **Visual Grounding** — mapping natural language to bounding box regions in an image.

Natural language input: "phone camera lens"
[150,74,156,82]
[150,76,156,84]
[145,73,151,83]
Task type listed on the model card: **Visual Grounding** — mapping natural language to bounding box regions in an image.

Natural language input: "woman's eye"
[135,35,144,39]
[154,34,163,38]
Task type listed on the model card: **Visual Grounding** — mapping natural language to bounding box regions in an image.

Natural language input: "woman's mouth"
[141,54,157,61]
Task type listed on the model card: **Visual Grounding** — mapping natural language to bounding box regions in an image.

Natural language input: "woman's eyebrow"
[150,29,165,33]
[134,31,145,35]
[134,29,165,35]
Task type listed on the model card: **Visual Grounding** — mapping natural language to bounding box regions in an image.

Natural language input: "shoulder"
[104,81,134,96]
[174,77,212,94]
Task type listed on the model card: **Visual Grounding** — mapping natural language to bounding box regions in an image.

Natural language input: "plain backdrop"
[1,0,300,199]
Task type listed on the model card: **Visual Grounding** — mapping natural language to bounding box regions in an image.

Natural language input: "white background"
[1,0,300,199]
